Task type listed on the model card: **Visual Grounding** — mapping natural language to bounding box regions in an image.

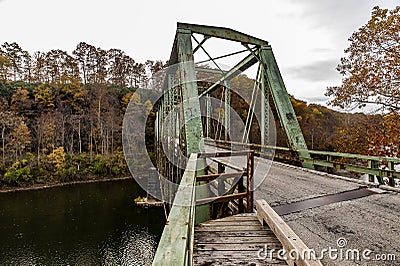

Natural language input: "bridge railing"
[197,150,254,215]
[207,139,400,187]
[152,153,197,266]
[153,150,255,265]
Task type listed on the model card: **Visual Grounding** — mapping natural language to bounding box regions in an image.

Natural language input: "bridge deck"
[194,213,287,265]
[204,145,400,265]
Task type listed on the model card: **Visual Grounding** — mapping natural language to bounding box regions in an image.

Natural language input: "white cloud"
[0,0,399,107]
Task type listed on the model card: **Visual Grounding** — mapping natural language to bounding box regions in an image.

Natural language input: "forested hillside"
[0,41,385,188]
[0,42,163,187]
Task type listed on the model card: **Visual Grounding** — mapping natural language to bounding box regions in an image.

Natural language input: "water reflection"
[101,225,157,265]
[0,179,164,266]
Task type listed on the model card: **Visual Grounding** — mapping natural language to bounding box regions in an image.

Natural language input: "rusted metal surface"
[177,22,268,46]
[272,188,377,216]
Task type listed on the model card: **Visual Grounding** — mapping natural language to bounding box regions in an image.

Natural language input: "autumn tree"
[0,49,11,82]
[327,6,400,156]
[10,120,31,160]
[32,51,47,83]
[34,83,55,109]
[45,49,80,84]
[11,88,32,114]
[326,6,400,112]
[1,42,26,81]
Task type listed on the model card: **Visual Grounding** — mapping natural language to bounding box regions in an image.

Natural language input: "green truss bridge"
[143,23,400,266]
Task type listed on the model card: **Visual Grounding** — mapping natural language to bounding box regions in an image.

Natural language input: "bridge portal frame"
[156,22,314,223]
[168,22,313,167]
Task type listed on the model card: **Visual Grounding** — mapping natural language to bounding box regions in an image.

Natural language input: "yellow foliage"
[47,147,66,171]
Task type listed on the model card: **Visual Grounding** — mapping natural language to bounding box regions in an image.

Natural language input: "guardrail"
[207,139,400,187]
[197,150,254,215]
[152,154,197,266]
[153,150,255,265]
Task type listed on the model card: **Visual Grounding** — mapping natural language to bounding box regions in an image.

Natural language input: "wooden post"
[246,151,254,212]
[216,163,226,217]
[327,155,334,174]
[388,161,395,187]
[218,163,225,197]
[368,160,378,183]
[238,176,244,213]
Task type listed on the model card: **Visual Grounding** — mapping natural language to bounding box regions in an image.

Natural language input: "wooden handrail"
[196,171,245,182]
[196,192,247,205]
[198,150,252,158]
[198,150,255,214]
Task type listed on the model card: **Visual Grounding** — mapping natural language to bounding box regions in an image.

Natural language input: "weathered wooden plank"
[196,220,261,226]
[195,258,284,264]
[205,217,259,223]
[193,250,285,259]
[195,230,275,237]
[207,215,258,221]
[195,236,282,244]
[193,213,286,265]
[195,225,265,232]
[193,254,287,266]
[194,243,283,251]
[256,200,323,266]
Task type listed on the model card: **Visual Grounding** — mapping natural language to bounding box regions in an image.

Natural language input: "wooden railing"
[197,150,254,215]
[153,150,255,265]
[207,139,400,187]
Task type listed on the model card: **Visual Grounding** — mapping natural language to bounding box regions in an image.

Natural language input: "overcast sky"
[0,0,398,107]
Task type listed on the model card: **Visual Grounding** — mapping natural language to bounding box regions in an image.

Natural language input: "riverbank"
[0,176,134,193]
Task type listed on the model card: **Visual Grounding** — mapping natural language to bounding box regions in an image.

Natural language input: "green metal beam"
[206,94,211,138]
[177,29,205,155]
[260,46,314,169]
[199,52,258,98]
[176,28,210,223]
[193,35,210,54]
[178,22,268,46]
[224,80,230,141]
[260,65,269,146]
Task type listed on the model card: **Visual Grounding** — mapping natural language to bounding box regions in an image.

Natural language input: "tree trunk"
[2,126,5,166]
[78,119,82,154]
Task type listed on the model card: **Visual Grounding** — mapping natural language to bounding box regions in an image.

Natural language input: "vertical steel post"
[260,45,314,169]
[224,80,230,141]
[177,29,204,155]
[176,28,210,223]
[260,64,269,147]
[167,74,175,204]
[206,94,211,138]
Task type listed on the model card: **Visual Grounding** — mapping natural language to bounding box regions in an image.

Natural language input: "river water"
[0,179,165,266]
